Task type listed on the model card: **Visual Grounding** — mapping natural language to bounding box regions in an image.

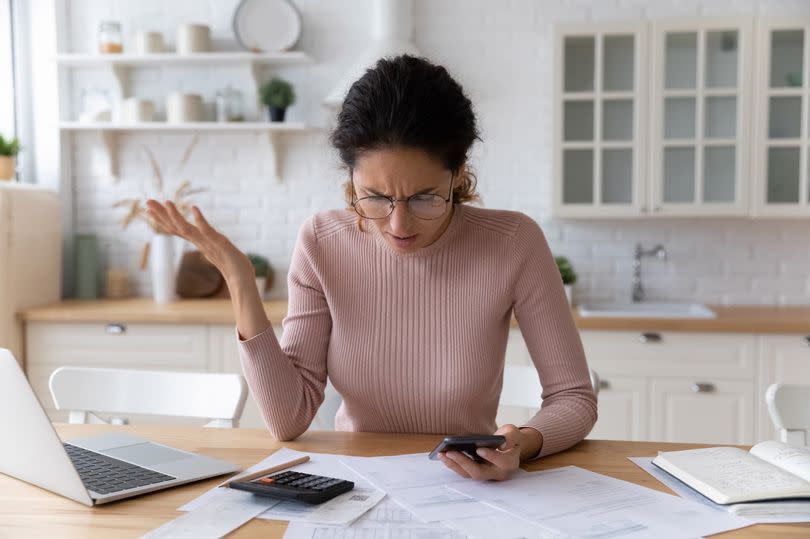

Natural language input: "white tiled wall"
[63,0,810,304]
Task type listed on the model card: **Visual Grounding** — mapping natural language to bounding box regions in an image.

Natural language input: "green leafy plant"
[259,78,296,109]
[247,253,270,278]
[0,134,21,157]
[555,256,577,285]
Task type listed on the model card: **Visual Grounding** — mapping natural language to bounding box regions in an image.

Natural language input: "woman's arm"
[236,217,331,440]
[510,215,597,459]
[145,201,329,440]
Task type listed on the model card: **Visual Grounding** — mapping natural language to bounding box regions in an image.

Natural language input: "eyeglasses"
[351,174,454,220]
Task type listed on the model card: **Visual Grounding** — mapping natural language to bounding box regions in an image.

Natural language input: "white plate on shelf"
[232,0,302,53]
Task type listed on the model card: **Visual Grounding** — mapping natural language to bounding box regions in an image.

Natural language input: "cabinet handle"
[598,380,610,390]
[653,206,662,212]
[639,332,662,343]
[691,382,716,393]
[105,323,126,335]
[802,336,810,348]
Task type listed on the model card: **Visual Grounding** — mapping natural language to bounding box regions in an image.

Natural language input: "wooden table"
[1,425,808,538]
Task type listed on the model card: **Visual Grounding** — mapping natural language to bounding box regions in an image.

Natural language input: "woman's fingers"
[439,453,471,478]
[443,451,488,480]
[475,446,517,472]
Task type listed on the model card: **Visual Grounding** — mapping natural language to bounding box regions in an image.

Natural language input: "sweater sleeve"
[237,216,331,441]
[510,215,597,458]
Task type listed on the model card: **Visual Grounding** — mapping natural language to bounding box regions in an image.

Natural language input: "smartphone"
[428,435,506,463]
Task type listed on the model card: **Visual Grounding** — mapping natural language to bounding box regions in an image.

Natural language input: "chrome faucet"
[632,243,667,303]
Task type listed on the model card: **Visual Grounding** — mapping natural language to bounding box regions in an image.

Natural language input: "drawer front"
[649,377,755,445]
[581,330,756,379]
[26,322,209,368]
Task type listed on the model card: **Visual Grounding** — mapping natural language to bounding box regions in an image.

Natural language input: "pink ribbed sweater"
[238,203,597,457]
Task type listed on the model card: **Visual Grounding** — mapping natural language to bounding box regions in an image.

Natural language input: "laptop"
[0,349,240,506]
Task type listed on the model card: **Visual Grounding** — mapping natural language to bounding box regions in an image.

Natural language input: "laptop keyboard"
[64,443,176,495]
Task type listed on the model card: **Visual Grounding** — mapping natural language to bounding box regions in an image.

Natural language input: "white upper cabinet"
[753,20,810,217]
[650,19,753,216]
[553,24,648,217]
[554,17,810,219]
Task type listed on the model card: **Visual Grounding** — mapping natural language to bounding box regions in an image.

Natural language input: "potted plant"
[247,253,271,299]
[259,77,295,122]
[0,134,21,181]
[555,256,577,305]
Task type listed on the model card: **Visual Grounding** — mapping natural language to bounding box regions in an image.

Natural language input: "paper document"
[341,452,523,523]
[449,465,753,538]
[283,497,468,539]
[182,448,384,526]
[142,489,278,539]
[630,456,810,524]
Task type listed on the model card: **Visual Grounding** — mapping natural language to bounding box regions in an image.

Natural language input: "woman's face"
[352,147,460,254]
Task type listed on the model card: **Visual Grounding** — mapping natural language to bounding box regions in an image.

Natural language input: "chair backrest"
[766,384,810,447]
[49,367,248,428]
[500,365,600,409]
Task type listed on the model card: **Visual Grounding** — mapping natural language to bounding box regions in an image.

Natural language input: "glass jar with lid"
[215,86,245,122]
[98,21,123,54]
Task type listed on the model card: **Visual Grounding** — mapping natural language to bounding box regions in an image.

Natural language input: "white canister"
[121,97,155,122]
[176,24,210,54]
[135,31,164,54]
[166,92,203,123]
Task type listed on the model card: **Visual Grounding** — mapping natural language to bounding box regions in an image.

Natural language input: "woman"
[146,55,596,481]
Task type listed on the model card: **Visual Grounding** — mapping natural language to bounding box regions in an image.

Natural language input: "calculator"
[229,470,354,504]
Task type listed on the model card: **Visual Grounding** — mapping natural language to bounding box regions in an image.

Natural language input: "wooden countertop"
[0,424,806,538]
[18,298,810,334]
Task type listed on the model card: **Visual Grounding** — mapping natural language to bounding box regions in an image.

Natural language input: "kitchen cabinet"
[753,20,810,216]
[649,18,753,216]
[580,330,758,444]
[553,23,648,217]
[24,320,807,444]
[26,321,343,430]
[26,322,210,425]
[554,17,810,219]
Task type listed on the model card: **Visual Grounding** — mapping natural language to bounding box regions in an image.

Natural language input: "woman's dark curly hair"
[331,55,481,212]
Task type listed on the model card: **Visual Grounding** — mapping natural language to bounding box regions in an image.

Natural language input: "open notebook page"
[750,441,810,483]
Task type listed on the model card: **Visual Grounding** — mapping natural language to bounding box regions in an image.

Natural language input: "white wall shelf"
[56,51,312,97]
[59,122,315,181]
[55,51,312,66]
[57,50,315,183]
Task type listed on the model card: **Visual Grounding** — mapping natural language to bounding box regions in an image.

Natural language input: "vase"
[564,284,573,306]
[255,276,267,300]
[0,156,15,181]
[265,106,286,122]
[150,234,178,304]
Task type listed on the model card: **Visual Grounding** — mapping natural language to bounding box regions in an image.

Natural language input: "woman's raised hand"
[145,200,253,283]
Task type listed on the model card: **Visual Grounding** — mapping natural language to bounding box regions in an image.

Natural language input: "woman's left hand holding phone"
[438,424,542,481]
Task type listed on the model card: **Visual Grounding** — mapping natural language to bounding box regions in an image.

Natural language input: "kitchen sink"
[577,302,716,319]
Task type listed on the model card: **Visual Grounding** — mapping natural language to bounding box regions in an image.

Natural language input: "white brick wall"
[62,0,810,304]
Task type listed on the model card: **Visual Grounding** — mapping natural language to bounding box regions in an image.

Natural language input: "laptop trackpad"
[102,443,191,467]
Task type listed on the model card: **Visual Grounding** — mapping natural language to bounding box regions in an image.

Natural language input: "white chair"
[49,367,248,428]
[765,384,810,447]
[310,380,342,431]
[500,365,600,409]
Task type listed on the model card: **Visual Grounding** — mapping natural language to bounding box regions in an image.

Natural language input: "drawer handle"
[105,323,127,335]
[639,332,662,343]
[691,382,716,393]
[802,336,810,348]
[598,380,610,390]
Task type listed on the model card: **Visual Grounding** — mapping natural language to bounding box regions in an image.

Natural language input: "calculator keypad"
[256,471,345,492]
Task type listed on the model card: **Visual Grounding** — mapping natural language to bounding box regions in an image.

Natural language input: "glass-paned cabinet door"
[553,24,647,217]
[754,20,810,217]
[651,19,752,216]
